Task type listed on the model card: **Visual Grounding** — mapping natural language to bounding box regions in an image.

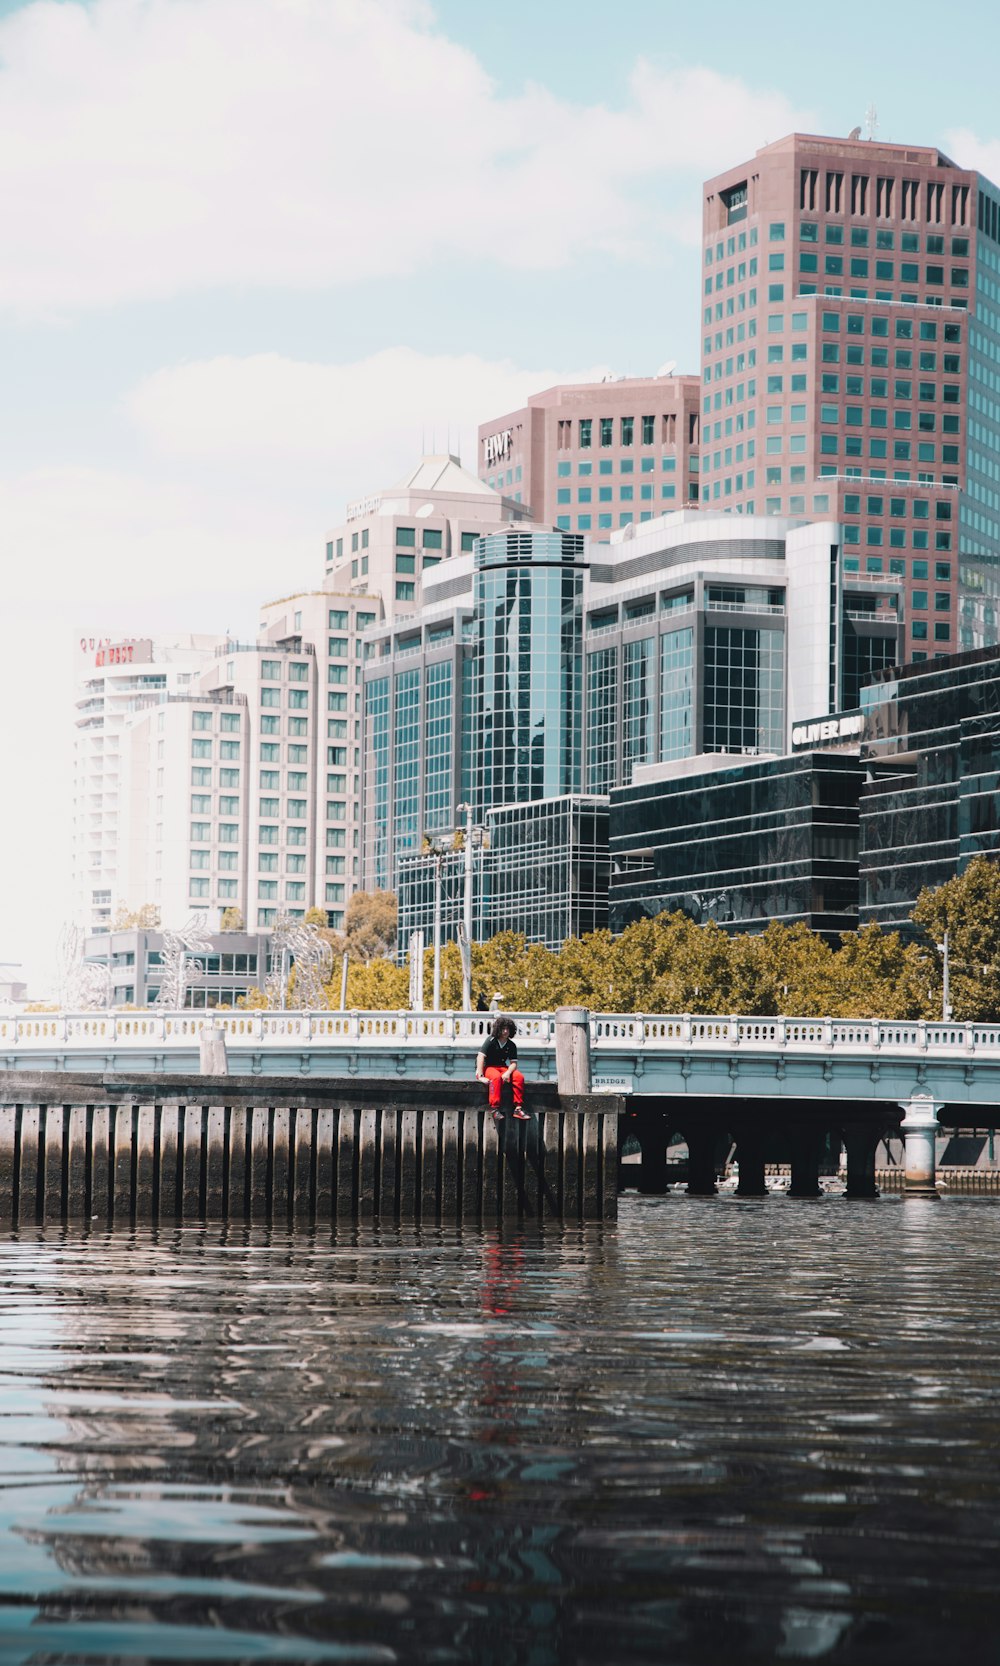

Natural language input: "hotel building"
[700,132,1000,664]
[477,374,701,540]
[323,453,531,617]
[72,633,219,932]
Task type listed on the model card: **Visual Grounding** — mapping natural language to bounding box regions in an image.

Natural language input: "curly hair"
[491,1015,517,1040]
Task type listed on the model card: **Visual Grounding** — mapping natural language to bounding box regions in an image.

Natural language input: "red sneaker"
[512,1110,530,1121]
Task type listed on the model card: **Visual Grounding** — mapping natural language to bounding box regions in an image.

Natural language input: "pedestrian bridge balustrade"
[4,1010,1000,1111]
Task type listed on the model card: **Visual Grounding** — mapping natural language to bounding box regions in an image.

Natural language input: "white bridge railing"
[3,1010,1000,1057]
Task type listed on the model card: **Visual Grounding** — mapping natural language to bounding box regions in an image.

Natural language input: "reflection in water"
[0,1200,998,1661]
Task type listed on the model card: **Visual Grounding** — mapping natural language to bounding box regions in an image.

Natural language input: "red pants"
[484,1066,525,1110]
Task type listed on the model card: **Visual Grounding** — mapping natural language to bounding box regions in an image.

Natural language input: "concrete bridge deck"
[5,1008,1000,1112]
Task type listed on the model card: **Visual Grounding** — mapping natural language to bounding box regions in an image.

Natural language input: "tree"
[220,907,245,932]
[910,855,1000,1020]
[344,891,397,963]
[303,906,328,928]
[113,902,160,930]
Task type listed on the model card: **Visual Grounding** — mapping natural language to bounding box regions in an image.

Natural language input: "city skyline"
[5,0,1000,989]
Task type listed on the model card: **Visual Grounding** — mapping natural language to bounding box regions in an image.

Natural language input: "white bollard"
[199,1024,229,1078]
[898,1092,942,1197]
[555,1007,592,1095]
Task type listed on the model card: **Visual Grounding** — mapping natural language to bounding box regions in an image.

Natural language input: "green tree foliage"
[260,861,1000,1017]
[343,890,397,963]
[910,854,1000,1020]
[303,905,328,928]
[219,907,245,932]
[112,902,160,930]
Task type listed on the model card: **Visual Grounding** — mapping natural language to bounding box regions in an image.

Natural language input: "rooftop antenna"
[865,103,878,142]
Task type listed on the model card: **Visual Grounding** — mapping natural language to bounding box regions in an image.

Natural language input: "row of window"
[818,406,961,431]
[557,485,677,504]
[261,688,309,706]
[556,456,679,477]
[191,710,242,732]
[191,739,241,758]
[558,415,686,449]
[795,253,967,285]
[843,527,952,551]
[822,312,962,343]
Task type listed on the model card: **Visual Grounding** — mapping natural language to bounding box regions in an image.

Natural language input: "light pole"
[432,848,444,1011]
[457,801,475,1011]
[938,929,951,1021]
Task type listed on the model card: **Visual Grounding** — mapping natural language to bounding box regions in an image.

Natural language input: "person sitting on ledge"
[476,1017,529,1121]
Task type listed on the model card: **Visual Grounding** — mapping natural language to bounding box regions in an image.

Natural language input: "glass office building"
[609,751,863,939]
[366,513,904,952]
[859,645,1000,925]
[474,530,585,813]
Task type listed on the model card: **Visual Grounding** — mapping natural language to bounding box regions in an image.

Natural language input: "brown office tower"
[701,133,1000,663]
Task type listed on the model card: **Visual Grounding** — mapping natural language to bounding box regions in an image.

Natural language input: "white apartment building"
[72,632,218,931]
[87,457,528,937]
[324,453,531,618]
[115,591,383,932]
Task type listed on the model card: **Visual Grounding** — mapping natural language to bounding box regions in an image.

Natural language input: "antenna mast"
[865,103,878,142]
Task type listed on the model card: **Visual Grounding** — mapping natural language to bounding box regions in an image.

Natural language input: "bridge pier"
[787,1124,822,1198]
[685,1127,718,1197]
[842,1123,881,1199]
[734,1128,768,1197]
[899,1093,942,1198]
[635,1119,670,1194]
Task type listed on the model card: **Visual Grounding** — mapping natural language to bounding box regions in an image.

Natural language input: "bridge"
[4,1007,1000,1105]
[4,1006,999,1199]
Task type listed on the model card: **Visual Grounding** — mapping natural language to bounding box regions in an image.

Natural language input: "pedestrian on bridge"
[476,1017,529,1121]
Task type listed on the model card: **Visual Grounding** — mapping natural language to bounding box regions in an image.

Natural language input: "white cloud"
[0,0,812,313]
[126,345,609,480]
[943,127,1000,183]
[0,464,308,605]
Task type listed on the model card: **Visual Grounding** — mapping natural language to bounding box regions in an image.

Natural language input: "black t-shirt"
[481,1036,517,1071]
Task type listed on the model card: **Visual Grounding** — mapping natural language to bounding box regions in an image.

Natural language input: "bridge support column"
[899,1094,942,1198]
[734,1129,767,1197]
[686,1128,717,1197]
[636,1119,669,1194]
[787,1125,822,1198]
[842,1123,880,1199]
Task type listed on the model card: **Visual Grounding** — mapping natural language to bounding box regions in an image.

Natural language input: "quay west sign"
[79,636,150,668]
[791,712,865,748]
[483,428,513,467]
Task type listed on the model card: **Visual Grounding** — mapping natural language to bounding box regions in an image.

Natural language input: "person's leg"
[510,1070,529,1117]
[484,1066,504,1110]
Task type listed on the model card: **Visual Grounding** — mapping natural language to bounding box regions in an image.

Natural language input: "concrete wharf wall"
[0,1074,620,1227]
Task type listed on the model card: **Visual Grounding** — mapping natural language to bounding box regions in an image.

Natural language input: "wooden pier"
[0,1074,620,1226]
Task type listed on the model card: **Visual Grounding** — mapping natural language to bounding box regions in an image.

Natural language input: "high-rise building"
[367,510,898,948]
[700,132,1000,663]
[117,590,383,933]
[323,453,531,618]
[72,632,218,931]
[477,374,701,539]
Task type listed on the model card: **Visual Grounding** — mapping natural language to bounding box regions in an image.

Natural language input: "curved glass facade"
[474,532,584,814]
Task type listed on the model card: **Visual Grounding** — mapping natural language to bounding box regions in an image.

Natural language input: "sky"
[3,0,1000,994]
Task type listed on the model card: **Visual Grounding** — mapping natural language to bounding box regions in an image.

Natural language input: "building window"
[600,417,613,446]
[621,416,634,446]
[396,581,416,601]
[580,419,592,449]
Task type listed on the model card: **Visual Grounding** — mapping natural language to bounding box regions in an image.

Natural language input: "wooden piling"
[0,1074,620,1227]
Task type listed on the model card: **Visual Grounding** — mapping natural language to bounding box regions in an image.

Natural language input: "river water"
[0,1195,998,1664]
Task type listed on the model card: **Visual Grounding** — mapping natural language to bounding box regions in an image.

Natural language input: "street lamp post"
[457,800,475,1012]
[432,850,444,1012]
[939,929,951,1022]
